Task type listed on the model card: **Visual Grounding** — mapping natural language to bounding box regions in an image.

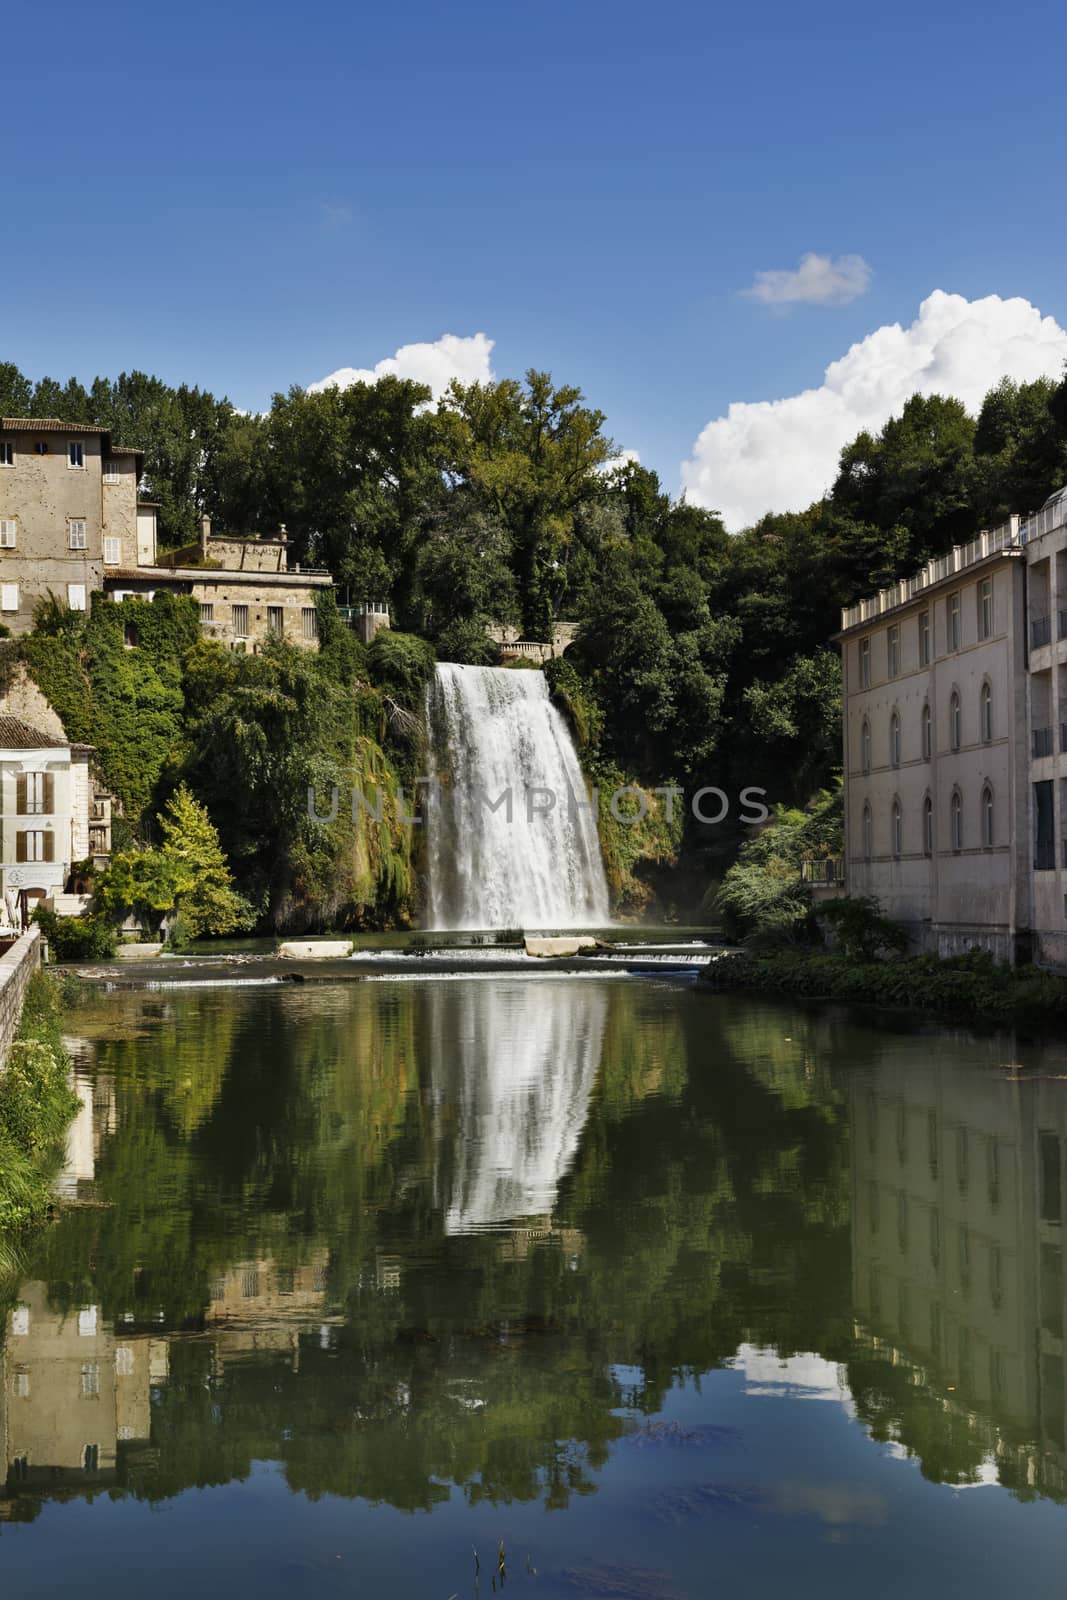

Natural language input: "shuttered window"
[69,519,87,549]
[302,607,318,640]
[0,519,16,547]
[232,605,249,638]
[267,606,284,634]
[103,537,121,564]
[16,831,54,863]
[17,772,54,816]
[1,583,18,612]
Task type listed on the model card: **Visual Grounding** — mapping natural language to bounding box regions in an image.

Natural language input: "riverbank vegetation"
[3,356,1067,923]
[0,972,79,1261]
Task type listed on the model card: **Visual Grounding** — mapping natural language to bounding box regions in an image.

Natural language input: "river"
[2,974,1067,1597]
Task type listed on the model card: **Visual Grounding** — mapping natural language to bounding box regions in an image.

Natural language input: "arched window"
[923,795,934,856]
[890,711,901,768]
[951,790,963,852]
[981,682,993,743]
[921,702,932,760]
[861,719,871,774]
[892,798,903,857]
[862,802,873,859]
[950,690,961,752]
[982,784,994,849]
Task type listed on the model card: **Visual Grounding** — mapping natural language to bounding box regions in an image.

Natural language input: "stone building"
[0,419,332,650]
[838,487,1067,969]
[106,516,332,651]
[0,716,95,920]
[0,417,148,631]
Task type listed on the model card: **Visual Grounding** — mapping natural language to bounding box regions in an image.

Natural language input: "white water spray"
[425,663,610,931]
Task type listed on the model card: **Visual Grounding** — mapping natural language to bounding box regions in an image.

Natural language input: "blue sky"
[6,0,1067,525]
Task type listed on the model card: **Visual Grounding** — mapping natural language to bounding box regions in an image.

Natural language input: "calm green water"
[3,976,1067,1597]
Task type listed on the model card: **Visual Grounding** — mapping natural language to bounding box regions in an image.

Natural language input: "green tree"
[158,783,253,944]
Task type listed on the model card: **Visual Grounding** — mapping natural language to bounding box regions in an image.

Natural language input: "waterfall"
[428,979,606,1233]
[425,663,610,931]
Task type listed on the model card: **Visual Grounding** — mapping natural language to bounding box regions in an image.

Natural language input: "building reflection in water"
[850,1046,1067,1496]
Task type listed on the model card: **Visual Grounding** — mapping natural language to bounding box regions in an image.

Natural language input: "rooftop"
[0,715,69,751]
[1,416,107,436]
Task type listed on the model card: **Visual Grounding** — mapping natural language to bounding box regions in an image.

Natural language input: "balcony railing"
[1031,614,1052,649]
[1035,840,1057,871]
[801,858,845,886]
[840,517,1021,632]
[1033,726,1054,759]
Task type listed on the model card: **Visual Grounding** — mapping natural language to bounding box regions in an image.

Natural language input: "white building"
[0,715,93,920]
[838,487,1067,970]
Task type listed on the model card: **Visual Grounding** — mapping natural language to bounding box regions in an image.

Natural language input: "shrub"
[817,895,908,961]
[0,971,79,1234]
[33,906,117,961]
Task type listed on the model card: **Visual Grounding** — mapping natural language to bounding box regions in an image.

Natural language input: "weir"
[425,663,610,932]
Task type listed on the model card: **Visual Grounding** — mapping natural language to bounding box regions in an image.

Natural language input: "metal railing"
[1031,614,1053,649]
[1035,840,1057,871]
[1033,726,1054,759]
[800,858,846,886]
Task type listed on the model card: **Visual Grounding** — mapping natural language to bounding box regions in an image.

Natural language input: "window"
[892,799,903,857]
[68,440,85,469]
[918,608,931,665]
[887,624,900,678]
[115,1346,134,1378]
[860,636,871,688]
[949,690,961,751]
[199,602,214,624]
[68,518,87,549]
[302,606,319,641]
[103,461,121,483]
[923,795,933,855]
[33,439,49,455]
[948,591,961,651]
[267,605,284,634]
[124,622,140,648]
[981,681,993,742]
[16,830,54,863]
[83,1444,99,1473]
[78,1306,98,1337]
[67,584,87,611]
[13,1369,30,1398]
[951,790,963,852]
[979,576,993,640]
[80,1363,99,1397]
[1,582,19,612]
[0,441,13,466]
[862,802,873,859]
[0,518,16,547]
[232,604,249,638]
[18,772,54,816]
[982,784,994,849]
[12,1305,29,1336]
[103,537,121,564]
[890,711,901,768]
[922,701,932,760]
[861,719,871,773]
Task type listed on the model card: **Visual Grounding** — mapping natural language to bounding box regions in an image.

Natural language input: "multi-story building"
[0,715,96,919]
[0,420,332,649]
[839,487,1067,969]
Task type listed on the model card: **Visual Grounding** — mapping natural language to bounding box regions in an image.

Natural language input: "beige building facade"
[0,420,332,650]
[840,489,1067,968]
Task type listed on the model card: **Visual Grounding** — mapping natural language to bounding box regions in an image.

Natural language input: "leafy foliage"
[715,789,843,943]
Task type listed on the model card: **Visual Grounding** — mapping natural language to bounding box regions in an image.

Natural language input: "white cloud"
[741,252,872,308]
[599,448,641,475]
[308,333,495,400]
[681,291,1067,530]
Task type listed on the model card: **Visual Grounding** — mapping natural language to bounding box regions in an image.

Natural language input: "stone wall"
[0,924,41,1068]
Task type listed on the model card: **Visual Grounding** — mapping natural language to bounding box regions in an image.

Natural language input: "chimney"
[199,513,211,556]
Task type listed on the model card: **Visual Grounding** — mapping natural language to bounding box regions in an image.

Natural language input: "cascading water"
[425,663,610,931]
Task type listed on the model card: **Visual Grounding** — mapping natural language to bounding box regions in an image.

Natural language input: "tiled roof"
[109,446,142,456]
[0,417,107,436]
[0,715,69,750]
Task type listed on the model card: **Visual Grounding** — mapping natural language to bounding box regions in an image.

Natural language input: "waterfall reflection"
[428,978,607,1232]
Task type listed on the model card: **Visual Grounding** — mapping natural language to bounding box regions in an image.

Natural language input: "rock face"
[524,935,596,958]
[278,940,353,960]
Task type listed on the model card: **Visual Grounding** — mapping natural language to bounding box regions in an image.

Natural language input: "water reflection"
[2,979,1067,1544]
[429,981,606,1232]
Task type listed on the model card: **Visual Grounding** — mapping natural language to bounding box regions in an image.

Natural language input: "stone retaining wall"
[0,925,42,1068]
